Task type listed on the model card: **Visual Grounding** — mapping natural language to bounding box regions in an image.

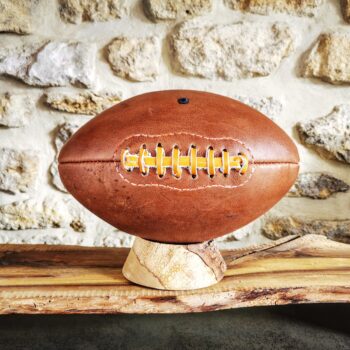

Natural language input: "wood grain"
[122,238,226,290]
[0,234,349,314]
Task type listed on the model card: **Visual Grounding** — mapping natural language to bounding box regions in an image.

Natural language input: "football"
[58,90,299,243]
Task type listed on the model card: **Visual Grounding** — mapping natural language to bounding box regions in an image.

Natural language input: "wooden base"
[122,238,226,290]
[0,235,350,314]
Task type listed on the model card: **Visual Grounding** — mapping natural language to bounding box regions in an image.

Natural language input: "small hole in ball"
[178,97,189,104]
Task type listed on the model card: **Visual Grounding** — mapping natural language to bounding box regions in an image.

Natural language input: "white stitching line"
[115,132,256,191]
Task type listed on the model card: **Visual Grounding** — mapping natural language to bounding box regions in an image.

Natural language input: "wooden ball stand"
[122,237,227,290]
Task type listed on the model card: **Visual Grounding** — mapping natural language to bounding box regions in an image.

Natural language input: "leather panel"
[58,161,299,243]
[59,90,299,165]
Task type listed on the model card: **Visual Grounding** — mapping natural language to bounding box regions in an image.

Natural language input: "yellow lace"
[122,144,249,178]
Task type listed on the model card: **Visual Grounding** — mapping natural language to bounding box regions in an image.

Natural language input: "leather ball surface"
[58,90,299,243]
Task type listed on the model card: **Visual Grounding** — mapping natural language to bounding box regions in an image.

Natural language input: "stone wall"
[0,0,349,248]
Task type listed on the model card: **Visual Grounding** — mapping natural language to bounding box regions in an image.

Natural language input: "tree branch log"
[0,235,349,314]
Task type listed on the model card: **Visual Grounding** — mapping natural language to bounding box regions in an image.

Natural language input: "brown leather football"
[58,90,299,243]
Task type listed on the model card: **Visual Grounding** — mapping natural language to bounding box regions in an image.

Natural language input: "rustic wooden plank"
[0,234,349,314]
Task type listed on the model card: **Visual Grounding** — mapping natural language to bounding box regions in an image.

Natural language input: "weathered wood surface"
[0,234,349,314]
